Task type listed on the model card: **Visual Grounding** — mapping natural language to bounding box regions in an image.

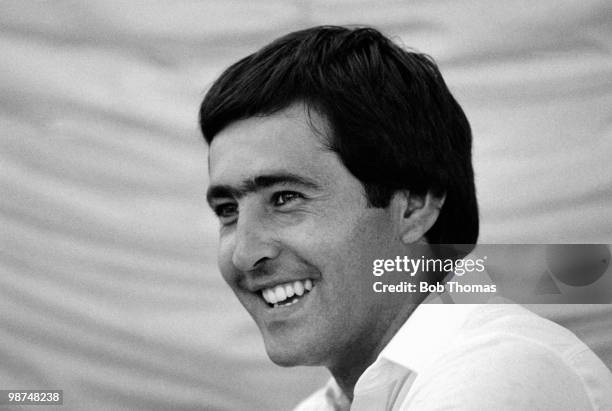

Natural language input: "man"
[200,26,611,410]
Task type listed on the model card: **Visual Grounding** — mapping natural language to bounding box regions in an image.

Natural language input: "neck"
[328,300,422,401]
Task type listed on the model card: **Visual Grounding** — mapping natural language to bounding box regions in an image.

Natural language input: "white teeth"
[273,297,299,309]
[304,279,313,291]
[284,283,295,298]
[261,279,314,306]
[294,281,304,296]
[264,288,277,304]
[274,285,287,301]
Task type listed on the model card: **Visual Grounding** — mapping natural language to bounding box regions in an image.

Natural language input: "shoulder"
[401,304,612,410]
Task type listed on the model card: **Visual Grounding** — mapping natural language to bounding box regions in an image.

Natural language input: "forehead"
[208,105,337,185]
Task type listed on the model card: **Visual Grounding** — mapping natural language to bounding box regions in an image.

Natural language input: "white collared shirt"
[294,301,612,410]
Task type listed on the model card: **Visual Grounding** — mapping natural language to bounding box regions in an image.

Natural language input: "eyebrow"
[206,173,322,205]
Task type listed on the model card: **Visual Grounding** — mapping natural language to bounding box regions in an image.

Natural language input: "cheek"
[286,221,368,283]
[320,217,397,281]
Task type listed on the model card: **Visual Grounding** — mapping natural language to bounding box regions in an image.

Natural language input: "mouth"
[260,279,314,308]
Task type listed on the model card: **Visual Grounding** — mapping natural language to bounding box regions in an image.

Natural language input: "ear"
[390,190,446,244]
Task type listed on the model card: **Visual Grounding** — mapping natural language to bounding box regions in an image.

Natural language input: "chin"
[265,344,307,367]
[267,353,302,367]
[263,340,325,367]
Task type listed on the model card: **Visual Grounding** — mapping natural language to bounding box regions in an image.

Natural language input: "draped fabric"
[1,1,610,410]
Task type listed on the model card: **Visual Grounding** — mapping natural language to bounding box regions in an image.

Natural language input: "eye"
[272,191,303,206]
[213,203,238,225]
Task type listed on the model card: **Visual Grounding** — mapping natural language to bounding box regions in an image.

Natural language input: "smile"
[261,279,313,308]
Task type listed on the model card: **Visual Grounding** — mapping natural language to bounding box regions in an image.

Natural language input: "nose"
[230,204,280,272]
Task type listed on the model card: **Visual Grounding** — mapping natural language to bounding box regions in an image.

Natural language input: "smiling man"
[206,103,437,375]
[200,26,611,410]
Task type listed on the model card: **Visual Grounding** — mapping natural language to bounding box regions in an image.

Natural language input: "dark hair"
[199,25,478,250]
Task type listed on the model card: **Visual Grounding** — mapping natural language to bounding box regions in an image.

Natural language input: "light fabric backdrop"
[1,1,611,410]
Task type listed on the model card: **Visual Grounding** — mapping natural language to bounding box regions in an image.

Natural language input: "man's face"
[207,105,408,368]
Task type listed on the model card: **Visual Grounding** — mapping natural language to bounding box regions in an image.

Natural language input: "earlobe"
[392,190,446,244]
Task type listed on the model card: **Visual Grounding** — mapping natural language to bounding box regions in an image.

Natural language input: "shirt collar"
[378,266,500,374]
[348,291,482,397]
[325,273,496,401]
[378,298,482,373]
